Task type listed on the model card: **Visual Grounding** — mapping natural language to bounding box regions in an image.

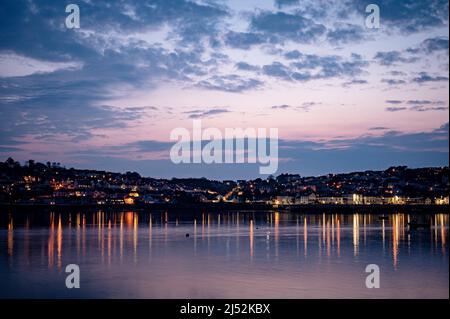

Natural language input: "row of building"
[1,158,449,206]
[274,193,449,206]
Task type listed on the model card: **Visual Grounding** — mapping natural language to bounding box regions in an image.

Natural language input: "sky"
[0,0,449,180]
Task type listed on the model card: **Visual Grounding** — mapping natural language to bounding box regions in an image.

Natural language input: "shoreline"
[1,202,448,214]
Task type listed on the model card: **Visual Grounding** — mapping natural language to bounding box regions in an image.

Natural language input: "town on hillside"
[0,158,448,206]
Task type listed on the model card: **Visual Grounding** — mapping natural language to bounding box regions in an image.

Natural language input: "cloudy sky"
[0,0,448,179]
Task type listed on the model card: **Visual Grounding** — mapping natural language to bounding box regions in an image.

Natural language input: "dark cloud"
[0,0,230,62]
[262,53,367,82]
[422,37,449,52]
[271,102,317,111]
[0,96,148,146]
[390,71,407,76]
[185,108,231,119]
[235,62,260,72]
[0,146,22,153]
[275,123,449,177]
[0,0,237,148]
[384,100,448,112]
[386,107,407,112]
[284,50,303,60]
[271,105,292,109]
[291,52,366,75]
[369,127,389,131]
[342,79,367,87]
[62,139,174,160]
[374,51,418,66]
[326,23,366,45]
[131,140,173,152]
[274,0,300,8]
[224,31,267,49]
[405,36,449,60]
[416,36,449,54]
[250,11,326,44]
[412,72,449,83]
[410,105,449,112]
[386,100,403,104]
[265,1,447,46]
[263,62,293,80]
[407,100,445,105]
[0,42,220,144]
[381,79,406,85]
[284,122,448,153]
[196,75,263,92]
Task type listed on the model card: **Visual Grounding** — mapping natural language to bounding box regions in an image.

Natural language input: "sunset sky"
[0,0,448,179]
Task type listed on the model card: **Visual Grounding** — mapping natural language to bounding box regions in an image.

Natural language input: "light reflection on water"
[0,210,448,298]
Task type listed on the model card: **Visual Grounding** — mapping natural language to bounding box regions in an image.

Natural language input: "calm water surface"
[0,210,448,298]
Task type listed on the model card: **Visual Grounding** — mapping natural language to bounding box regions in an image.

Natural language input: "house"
[275,196,295,205]
[343,194,364,205]
[124,196,135,205]
[385,196,407,205]
[363,196,384,205]
[296,192,317,204]
[318,196,344,205]
[436,196,450,205]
